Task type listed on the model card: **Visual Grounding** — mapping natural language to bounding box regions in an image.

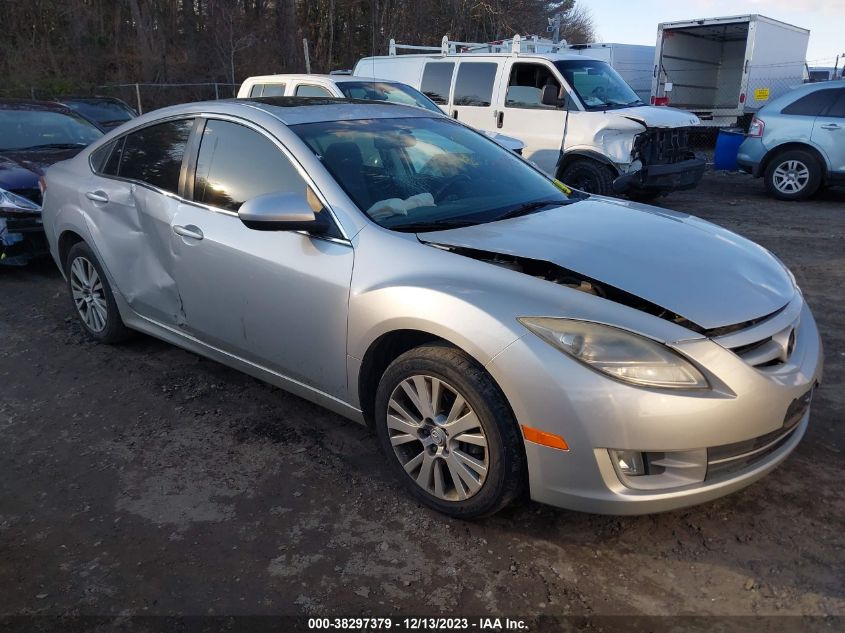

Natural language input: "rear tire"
[764,149,822,201]
[65,242,131,344]
[374,344,526,519]
[559,159,616,196]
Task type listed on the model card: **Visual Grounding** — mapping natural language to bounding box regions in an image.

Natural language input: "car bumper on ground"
[613,157,706,194]
[485,299,823,515]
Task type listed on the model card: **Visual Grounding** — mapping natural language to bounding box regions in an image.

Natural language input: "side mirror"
[238,191,330,233]
[541,84,567,108]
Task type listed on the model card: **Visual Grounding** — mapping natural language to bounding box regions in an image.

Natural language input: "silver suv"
[738,81,845,200]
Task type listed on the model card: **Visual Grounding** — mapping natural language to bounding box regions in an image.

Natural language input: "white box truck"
[567,43,656,104]
[651,15,810,127]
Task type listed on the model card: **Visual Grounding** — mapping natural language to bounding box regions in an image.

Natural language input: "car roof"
[764,79,845,111]
[243,73,401,85]
[0,98,79,113]
[136,97,440,127]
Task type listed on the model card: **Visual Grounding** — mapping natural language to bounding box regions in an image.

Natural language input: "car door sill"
[118,302,365,425]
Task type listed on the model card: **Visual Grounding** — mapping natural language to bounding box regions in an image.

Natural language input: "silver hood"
[422,198,795,331]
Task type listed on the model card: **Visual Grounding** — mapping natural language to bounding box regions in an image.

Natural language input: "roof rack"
[387,34,566,57]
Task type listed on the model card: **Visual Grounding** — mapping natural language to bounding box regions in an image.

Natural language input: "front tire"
[764,149,822,201]
[374,345,526,519]
[559,159,616,196]
[65,242,131,344]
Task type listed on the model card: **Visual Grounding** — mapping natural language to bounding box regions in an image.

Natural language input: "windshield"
[0,109,103,151]
[292,116,574,232]
[554,60,642,110]
[337,81,443,114]
[63,100,136,125]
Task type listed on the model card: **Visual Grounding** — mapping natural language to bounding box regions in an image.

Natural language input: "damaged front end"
[613,126,705,196]
[0,188,47,266]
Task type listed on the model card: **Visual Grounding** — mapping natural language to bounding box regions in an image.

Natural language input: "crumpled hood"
[0,148,80,206]
[617,105,701,128]
[0,154,41,191]
[422,198,795,331]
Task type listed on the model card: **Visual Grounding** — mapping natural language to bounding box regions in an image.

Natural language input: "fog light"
[610,449,646,476]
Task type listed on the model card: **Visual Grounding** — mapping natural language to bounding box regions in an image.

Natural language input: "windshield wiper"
[493,199,567,222]
[9,142,88,151]
[392,218,478,233]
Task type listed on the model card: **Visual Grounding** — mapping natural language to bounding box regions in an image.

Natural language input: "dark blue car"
[0,99,102,264]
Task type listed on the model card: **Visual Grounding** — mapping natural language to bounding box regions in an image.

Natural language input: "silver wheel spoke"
[446,457,469,500]
[453,449,488,476]
[448,452,482,494]
[445,410,481,437]
[403,451,425,474]
[387,411,419,436]
[433,460,446,498]
[455,432,487,447]
[445,394,467,423]
[390,432,418,446]
[416,453,434,488]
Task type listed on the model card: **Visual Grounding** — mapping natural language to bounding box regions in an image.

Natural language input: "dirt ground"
[1,171,843,628]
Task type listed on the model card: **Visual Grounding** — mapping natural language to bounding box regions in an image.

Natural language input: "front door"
[496,60,568,175]
[170,118,353,398]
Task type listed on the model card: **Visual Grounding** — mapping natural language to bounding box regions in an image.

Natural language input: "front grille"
[705,389,811,480]
[634,127,695,165]
[712,300,801,370]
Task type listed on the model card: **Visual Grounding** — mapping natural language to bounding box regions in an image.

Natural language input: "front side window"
[553,60,641,110]
[292,116,574,232]
[783,89,839,116]
[505,62,562,109]
[193,119,317,215]
[337,81,442,113]
[453,63,498,107]
[420,63,455,105]
[0,108,102,151]
[118,119,193,193]
[295,84,333,97]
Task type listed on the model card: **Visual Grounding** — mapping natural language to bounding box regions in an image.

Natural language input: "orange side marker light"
[521,425,569,451]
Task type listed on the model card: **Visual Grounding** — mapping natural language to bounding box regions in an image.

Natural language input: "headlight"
[518,317,708,389]
[0,187,41,213]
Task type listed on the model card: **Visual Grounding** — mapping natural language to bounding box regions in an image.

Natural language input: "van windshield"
[291,116,576,232]
[554,60,642,110]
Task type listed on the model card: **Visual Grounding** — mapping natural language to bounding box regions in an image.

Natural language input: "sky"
[585,0,845,68]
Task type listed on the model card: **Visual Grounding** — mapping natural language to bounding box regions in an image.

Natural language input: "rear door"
[450,61,501,132]
[496,59,568,175]
[86,118,195,326]
[811,88,845,175]
[419,61,455,115]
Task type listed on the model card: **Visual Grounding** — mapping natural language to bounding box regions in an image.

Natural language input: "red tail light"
[739,93,746,104]
[653,96,670,106]
[747,117,765,137]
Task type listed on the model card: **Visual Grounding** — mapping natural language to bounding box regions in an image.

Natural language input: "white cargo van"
[651,15,810,127]
[354,36,704,197]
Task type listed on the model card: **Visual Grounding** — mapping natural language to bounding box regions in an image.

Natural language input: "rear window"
[453,63,497,107]
[782,89,839,116]
[420,63,454,105]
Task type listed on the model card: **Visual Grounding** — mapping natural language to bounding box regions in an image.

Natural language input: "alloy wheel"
[772,160,810,194]
[70,256,108,333]
[386,375,489,501]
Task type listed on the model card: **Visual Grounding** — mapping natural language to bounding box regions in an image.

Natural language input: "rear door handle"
[452,110,458,119]
[820,123,841,130]
[173,224,204,240]
[85,191,109,203]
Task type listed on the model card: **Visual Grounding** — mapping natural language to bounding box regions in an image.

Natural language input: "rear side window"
[249,84,263,97]
[90,140,117,173]
[295,84,332,97]
[421,63,455,104]
[821,89,845,117]
[102,137,125,176]
[782,89,839,116]
[262,84,286,97]
[118,119,194,193]
[193,119,313,213]
[453,63,497,107]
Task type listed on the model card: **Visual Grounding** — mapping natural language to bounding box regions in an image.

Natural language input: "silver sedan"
[41,98,823,518]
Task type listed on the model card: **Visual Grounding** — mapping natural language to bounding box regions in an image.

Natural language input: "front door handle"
[497,111,504,129]
[85,191,109,203]
[173,224,204,240]
[820,123,841,130]
[452,109,458,119]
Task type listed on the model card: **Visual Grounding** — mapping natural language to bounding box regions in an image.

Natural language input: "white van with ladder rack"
[354,35,705,198]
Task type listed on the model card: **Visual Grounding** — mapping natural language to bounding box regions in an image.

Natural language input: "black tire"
[559,159,616,195]
[764,149,822,201]
[64,241,131,344]
[374,344,526,519]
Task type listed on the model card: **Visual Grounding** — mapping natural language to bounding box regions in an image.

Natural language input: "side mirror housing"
[541,85,567,109]
[238,191,330,233]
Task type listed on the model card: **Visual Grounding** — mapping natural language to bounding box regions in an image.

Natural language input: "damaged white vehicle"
[354,37,705,198]
[41,99,821,519]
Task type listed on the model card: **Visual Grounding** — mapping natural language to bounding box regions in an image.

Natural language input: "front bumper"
[612,157,706,194]
[0,213,48,266]
[485,299,823,515]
